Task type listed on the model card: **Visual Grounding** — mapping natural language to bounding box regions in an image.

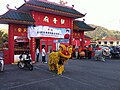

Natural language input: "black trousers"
[36,54,39,62]
[88,51,92,59]
[42,56,46,62]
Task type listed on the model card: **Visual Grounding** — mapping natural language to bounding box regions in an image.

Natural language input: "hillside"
[85,24,120,40]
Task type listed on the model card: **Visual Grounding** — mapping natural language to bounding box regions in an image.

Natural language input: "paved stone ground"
[0,59,120,90]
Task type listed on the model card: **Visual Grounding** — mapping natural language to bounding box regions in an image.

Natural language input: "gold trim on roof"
[26,4,83,18]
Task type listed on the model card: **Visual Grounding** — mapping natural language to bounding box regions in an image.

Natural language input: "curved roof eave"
[0,18,35,25]
[0,9,35,25]
[73,20,95,31]
[18,0,85,19]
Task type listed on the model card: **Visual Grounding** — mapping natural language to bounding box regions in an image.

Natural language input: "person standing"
[78,46,82,59]
[88,45,93,59]
[0,51,4,72]
[36,47,40,62]
[42,46,47,63]
[72,45,76,59]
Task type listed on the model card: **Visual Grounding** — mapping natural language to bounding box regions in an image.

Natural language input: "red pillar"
[81,31,84,48]
[30,37,36,62]
[8,24,14,64]
[69,20,73,45]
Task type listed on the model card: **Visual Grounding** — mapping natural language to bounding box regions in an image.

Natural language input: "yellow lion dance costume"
[48,44,72,75]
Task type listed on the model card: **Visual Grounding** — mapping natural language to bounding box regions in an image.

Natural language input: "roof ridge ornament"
[59,0,67,6]
[83,19,85,22]
[6,4,17,10]
[72,5,74,8]
[15,6,18,10]
[6,4,11,10]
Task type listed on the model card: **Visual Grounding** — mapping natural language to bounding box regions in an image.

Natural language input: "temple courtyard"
[0,58,120,90]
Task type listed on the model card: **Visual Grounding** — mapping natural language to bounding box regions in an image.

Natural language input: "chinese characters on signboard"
[28,25,71,39]
[43,16,65,25]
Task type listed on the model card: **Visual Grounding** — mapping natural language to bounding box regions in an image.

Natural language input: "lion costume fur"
[48,44,72,75]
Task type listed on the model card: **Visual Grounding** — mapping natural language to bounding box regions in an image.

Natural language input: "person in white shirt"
[42,46,47,63]
[36,47,40,62]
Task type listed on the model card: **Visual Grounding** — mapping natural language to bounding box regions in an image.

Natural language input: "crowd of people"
[19,44,120,64]
[34,44,105,62]
[72,45,120,60]
[72,45,102,60]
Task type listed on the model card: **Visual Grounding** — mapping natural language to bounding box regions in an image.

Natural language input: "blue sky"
[0,0,120,31]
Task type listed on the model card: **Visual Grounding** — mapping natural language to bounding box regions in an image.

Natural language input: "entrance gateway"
[0,0,94,64]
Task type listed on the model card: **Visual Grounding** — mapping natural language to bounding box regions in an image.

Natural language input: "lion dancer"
[48,44,72,75]
[48,51,59,72]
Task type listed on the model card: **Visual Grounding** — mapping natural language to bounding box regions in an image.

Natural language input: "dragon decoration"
[48,44,72,75]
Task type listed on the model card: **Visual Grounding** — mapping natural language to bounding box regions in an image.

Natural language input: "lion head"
[58,44,72,59]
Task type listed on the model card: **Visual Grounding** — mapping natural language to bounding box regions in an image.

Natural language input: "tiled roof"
[0,9,35,24]
[74,20,95,31]
[18,0,85,18]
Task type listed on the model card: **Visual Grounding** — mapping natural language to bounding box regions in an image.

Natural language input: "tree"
[0,30,8,49]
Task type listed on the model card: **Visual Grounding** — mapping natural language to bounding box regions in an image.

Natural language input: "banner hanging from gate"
[28,25,71,39]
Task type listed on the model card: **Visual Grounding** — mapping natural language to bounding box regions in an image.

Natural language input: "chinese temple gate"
[73,20,94,48]
[0,0,94,64]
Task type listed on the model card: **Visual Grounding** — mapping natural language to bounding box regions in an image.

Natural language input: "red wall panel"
[31,11,72,29]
